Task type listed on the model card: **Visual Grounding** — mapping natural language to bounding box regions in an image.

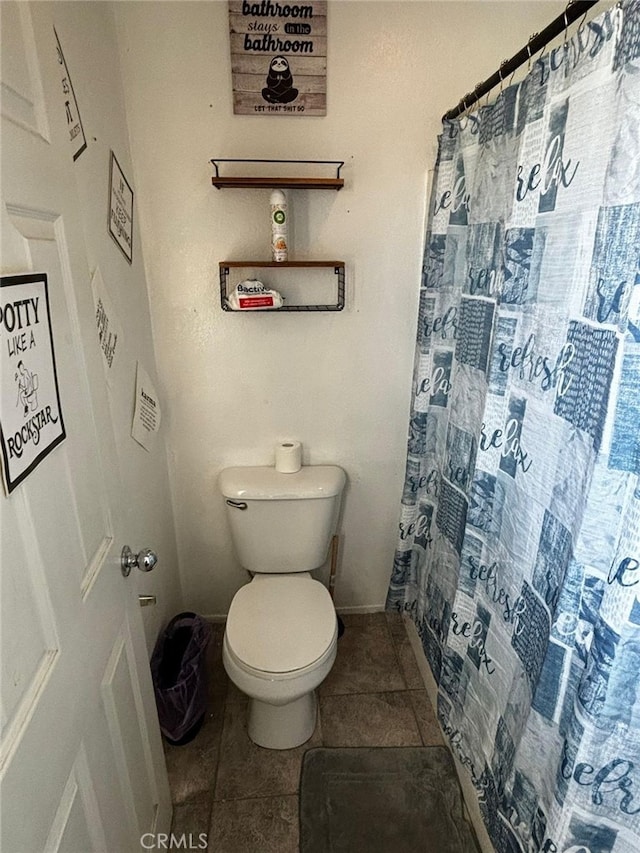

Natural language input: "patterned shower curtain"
[387,3,640,851]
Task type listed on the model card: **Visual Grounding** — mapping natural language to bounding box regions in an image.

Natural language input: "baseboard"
[403,617,495,853]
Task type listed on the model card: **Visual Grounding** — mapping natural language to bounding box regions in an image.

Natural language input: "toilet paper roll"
[275,441,302,473]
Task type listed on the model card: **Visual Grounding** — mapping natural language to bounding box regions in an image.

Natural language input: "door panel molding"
[1,489,59,775]
[43,743,107,853]
[101,625,159,842]
[81,535,114,601]
[0,648,58,776]
[0,2,49,140]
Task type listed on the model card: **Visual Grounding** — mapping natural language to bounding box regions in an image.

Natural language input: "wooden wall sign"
[229,1,327,116]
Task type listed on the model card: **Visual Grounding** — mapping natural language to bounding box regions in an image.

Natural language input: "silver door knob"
[121,545,158,577]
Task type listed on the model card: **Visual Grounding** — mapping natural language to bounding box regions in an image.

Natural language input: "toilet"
[219,464,346,750]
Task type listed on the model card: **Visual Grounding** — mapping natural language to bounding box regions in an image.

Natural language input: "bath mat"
[299,746,479,853]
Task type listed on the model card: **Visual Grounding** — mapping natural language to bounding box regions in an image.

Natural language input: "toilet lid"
[226,576,337,673]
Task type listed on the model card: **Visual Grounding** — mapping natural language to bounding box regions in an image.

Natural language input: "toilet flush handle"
[226,499,248,510]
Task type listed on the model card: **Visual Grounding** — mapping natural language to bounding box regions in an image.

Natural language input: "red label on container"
[238,296,274,308]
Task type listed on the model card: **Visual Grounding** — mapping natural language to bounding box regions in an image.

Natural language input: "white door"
[0,4,171,851]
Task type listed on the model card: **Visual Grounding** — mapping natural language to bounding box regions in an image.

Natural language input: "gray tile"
[384,609,405,638]
[224,677,247,704]
[386,611,425,689]
[206,622,246,704]
[214,697,322,801]
[206,622,229,701]
[341,612,388,628]
[170,800,211,838]
[391,630,424,690]
[208,795,298,853]
[164,697,225,804]
[320,691,422,747]
[165,612,449,852]
[409,690,445,746]
[321,612,406,696]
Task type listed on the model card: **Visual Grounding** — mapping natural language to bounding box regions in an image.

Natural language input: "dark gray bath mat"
[299,746,479,853]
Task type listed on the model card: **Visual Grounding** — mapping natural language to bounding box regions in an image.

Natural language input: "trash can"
[151,612,212,746]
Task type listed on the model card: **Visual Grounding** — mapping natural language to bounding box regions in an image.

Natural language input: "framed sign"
[0,274,66,495]
[229,0,327,115]
[108,151,134,264]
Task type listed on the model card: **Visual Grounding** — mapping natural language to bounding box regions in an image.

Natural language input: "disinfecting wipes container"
[227,280,284,311]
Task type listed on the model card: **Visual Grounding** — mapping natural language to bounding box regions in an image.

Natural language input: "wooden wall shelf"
[219,261,345,312]
[221,260,343,268]
[213,161,346,310]
[211,159,344,191]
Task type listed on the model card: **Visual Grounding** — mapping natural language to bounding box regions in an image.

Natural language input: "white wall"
[116,0,563,617]
[49,2,183,645]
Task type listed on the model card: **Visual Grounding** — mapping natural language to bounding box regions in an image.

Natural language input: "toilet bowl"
[219,464,346,749]
[223,573,338,749]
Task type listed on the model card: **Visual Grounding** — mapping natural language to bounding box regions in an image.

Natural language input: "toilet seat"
[226,574,337,674]
[224,632,337,682]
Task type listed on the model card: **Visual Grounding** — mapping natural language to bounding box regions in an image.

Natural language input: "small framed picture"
[108,151,134,264]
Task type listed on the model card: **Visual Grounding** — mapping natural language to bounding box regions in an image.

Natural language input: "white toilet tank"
[219,466,346,573]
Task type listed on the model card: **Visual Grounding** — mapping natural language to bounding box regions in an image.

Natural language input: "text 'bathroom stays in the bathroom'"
[228,1,327,115]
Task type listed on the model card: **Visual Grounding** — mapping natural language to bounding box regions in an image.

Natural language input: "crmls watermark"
[140,833,207,850]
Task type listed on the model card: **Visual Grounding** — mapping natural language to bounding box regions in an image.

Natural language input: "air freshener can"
[270,189,288,262]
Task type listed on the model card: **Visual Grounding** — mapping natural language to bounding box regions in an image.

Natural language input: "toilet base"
[248,691,317,750]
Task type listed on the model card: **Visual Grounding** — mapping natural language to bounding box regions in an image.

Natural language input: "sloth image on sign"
[262,56,299,103]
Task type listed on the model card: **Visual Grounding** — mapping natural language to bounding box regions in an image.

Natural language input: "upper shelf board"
[219,260,344,268]
[211,159,344,190]
[212,176,344,190]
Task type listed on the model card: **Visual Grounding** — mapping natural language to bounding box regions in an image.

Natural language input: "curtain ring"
[463,92,474,116]
[482,79,492,108]
[499,60,508,94]
[576,9,588,37]
[457,93,471,119]
[564,0,576,43]
[527,33,538,72]
[538,36,548,62]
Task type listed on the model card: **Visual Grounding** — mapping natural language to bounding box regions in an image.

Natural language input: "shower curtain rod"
[442,0,599,120]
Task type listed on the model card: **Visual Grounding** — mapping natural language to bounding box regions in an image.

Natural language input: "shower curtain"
[387,3,640,851]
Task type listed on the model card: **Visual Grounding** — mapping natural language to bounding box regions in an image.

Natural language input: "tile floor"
[166,611,445,852]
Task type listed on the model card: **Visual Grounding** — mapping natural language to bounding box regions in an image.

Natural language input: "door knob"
[121,545,158,577]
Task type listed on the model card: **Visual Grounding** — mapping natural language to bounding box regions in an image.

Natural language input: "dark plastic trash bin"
[151,612,212,746]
